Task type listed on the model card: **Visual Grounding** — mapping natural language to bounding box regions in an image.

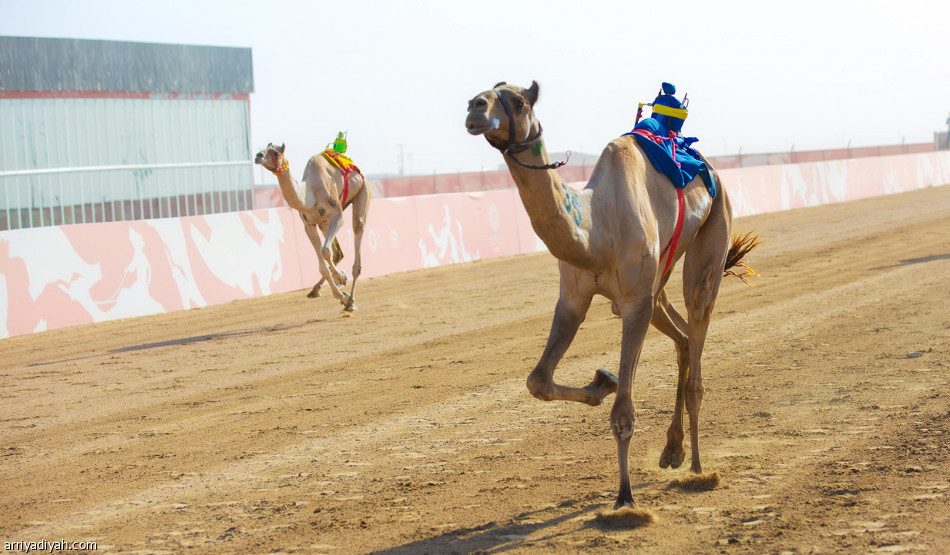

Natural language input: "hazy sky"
[2,0,948,181]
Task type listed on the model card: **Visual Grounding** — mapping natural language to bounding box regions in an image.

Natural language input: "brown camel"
[254,143,370,311]
[465,81,760,510]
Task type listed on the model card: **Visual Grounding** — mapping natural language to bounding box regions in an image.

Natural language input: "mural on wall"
[2,151,949,339]
[419,205,479,268]
[0,209,303,338]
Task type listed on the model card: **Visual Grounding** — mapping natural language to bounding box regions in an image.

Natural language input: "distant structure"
[0,36,254,230]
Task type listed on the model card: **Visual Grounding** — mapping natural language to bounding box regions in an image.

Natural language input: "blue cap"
[661,82,676,95]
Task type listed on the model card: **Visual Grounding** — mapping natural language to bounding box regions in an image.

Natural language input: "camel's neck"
[273,161,306,211]
[503,138,595,269]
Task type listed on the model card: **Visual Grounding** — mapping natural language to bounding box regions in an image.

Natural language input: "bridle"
[484,89,569,171]
[269,155,289,176]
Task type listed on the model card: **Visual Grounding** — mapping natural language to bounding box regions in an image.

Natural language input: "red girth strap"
[322,150,362,207]
[659,186,685,275]
[629,128,684,274]
[340,173,351,207]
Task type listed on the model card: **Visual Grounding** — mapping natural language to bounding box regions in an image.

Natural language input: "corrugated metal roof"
[0,36,253,94]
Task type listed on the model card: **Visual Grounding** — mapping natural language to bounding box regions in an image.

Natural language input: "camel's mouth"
[466,123,492,136]
[466,117,500,136]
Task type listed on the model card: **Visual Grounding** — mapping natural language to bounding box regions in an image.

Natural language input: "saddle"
[321,149,363,207]
[624,118,715,198]
[622,119,717,276]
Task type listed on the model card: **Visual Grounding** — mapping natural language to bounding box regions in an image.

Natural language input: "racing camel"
[465,81,760,510]
[255,143,370,311]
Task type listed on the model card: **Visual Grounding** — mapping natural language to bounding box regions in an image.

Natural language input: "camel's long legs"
[303,220,347,304]
[650,288,691,470]
[343,184,371,311]
[611,294,655,509]
[308,277,326,298]
[525,292,618,406]
[308,238,344,298]
[680,192,731,474]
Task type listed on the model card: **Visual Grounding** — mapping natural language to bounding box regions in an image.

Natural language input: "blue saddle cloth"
[624,118,716,198]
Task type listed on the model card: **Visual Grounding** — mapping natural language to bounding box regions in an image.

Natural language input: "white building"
[0,36,254,230]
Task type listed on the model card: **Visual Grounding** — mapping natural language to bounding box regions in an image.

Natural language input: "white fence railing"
[0,161,254,230]
[1,95,254,231]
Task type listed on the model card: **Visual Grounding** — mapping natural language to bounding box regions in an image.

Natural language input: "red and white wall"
[719,150,950,217]
[2,150,949,339]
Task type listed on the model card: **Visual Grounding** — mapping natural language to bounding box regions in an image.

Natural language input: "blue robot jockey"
[626,82,715,198]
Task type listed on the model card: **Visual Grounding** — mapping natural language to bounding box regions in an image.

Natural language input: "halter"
[270,156,289,176]
[485,89,569,171]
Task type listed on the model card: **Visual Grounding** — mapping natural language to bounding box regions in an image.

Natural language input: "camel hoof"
[307,286,320,298]
[659,444,686,469]
[612,495,638,511]
[339,292,356,312]
[583,369,618,405]
[594,369,618,393]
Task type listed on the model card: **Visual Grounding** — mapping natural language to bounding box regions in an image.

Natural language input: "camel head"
[254,143,286,173]
[466,81,540,149]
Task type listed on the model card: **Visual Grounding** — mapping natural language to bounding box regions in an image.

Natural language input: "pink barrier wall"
[3,150,949,339]
[253,142,934,201]
[720,150,950,217]
[0,189,545,339]
[710,143,935,170]
[0,210,308,338]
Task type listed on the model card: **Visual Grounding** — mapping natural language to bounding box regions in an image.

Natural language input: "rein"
[486,90,570,171]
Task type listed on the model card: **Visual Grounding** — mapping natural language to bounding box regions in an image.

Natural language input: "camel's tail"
[331,237,344,265]
[723,231,762,286]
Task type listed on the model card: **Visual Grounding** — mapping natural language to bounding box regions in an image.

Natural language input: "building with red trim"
[0,36,254,230]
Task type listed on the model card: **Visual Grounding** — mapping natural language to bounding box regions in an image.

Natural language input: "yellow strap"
[322,150,356,173]
[651,103,688,120]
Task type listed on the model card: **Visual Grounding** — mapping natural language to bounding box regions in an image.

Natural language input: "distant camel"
[255,143,370,311]
[466,81,760,509]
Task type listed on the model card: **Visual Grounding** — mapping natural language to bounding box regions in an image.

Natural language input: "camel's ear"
[525,80,539,107]
[278,143,285,154]
[493,81,507,89]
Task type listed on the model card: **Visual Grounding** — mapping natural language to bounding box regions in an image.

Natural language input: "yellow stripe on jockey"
[651,103,688,121]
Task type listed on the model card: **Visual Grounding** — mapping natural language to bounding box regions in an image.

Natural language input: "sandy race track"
[2,185,949,554]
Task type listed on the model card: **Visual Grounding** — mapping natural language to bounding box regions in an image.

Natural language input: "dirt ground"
[2,185,949,554]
